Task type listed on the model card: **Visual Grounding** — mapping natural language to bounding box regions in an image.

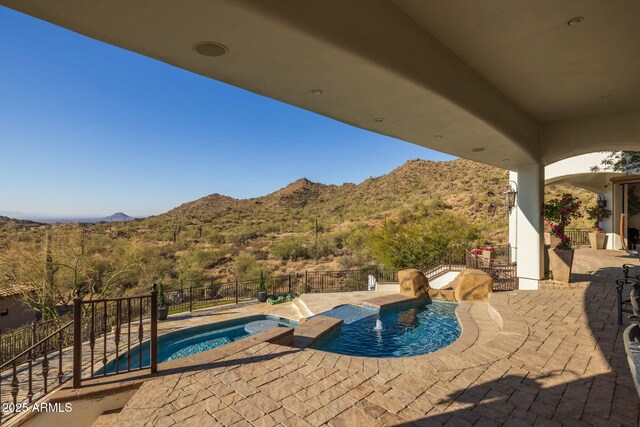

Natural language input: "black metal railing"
[0,315,73,366]
[163,275,300,314]
[466,251,518,291]
[0,286,158,424]
[565,229,591,247]
[422,252,467,276]
[73,286,157,387]
[162,270,400,312]
[0,321,73,424]
[616,264,640,325]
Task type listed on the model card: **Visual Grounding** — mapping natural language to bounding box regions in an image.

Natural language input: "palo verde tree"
[591,151,640,173]
[0,228,144,318]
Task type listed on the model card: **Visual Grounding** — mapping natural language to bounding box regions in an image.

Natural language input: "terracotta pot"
[548,248,574,283]
[588,232,606,250]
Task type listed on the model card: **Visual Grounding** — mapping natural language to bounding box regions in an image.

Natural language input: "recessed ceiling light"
[374,118,384,122]
[310,89,323,95]
[472,147,485,152]
[193,42,228,57]
[566,16,584,26]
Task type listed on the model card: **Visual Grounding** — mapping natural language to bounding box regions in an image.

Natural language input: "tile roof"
[0,284,37,298]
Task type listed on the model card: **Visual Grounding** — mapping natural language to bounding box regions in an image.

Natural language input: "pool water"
[312,301,460,358]
[100,315,297,374]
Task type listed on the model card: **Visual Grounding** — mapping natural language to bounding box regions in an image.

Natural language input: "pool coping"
[27,291,528,424]
[294,292,529,374]
[48,326,296,404]
[362,294,418,309]
[292,315,343,349]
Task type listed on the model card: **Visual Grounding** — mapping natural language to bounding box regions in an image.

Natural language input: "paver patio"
[50,250,640,425]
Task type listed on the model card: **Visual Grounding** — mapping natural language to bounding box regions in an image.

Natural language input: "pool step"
[293,315,343,348]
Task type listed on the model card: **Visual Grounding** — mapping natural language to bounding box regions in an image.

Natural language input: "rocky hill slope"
[162,159,518,236]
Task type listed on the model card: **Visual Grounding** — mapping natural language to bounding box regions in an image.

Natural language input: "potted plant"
[256,271,268,302]
[157,282,169,321]
[585,205,611,250]
[544,193,582,283]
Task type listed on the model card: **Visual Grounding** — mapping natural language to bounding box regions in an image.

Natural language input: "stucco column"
[508,171,518,262]
[515,164,544,290]
[601,186,616,249]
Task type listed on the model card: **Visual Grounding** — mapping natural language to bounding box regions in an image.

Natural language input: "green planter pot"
[158,306,169,321]
[257,291,268,303]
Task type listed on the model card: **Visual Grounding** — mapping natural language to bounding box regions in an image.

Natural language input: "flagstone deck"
[14,249,636,427]
[103,249,640,426]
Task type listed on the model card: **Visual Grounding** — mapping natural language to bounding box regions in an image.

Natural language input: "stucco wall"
[0,297,37,331]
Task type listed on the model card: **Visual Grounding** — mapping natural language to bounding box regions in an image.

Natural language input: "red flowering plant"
[585,205,611,232]
[543,193,582,250]
[471,246,495,256]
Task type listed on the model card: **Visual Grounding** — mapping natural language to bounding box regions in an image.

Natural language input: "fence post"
[235,280,239,305]
[150,284,158,374]
[305,270,308,292]
[72,291,82,389]
[189,286,193,312]
[288,274,292,295]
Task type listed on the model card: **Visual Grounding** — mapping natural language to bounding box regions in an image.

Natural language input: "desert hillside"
[162,159,511,235]
[0,158,597,296]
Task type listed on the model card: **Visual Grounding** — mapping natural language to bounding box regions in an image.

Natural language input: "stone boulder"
[397,269,430,298]
[452,269,493,302]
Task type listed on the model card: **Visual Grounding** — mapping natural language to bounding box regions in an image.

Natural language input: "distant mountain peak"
[278,178,322,193]
[101,212,134,222]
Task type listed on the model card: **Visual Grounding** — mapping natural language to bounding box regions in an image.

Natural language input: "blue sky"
[0,7,453,218]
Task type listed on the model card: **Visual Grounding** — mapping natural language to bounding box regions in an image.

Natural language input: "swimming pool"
[100,315,297,374]
[311,300,460,358]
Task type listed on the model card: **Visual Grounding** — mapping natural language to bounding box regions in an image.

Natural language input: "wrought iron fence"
[163,275,300,313]
[0,288,157,424]
[565,229,591,247]
[466,251,518,291]
[0,315,72,365]
[74,289,156,385]
[0,321,73,424]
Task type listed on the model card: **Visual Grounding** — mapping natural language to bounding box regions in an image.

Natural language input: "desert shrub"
[175,248,224,286]
[270,236,309,260]
[233,251,268,278]
[189,248,226,269]
[341,226,377,268]
[309,234,338,259]
[227,225,259,245]
[368,212,480,270]
[203,229,226,244]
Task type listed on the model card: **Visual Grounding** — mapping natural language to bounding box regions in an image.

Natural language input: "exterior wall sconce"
[504,181,518,212]
[597,194,607,208]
